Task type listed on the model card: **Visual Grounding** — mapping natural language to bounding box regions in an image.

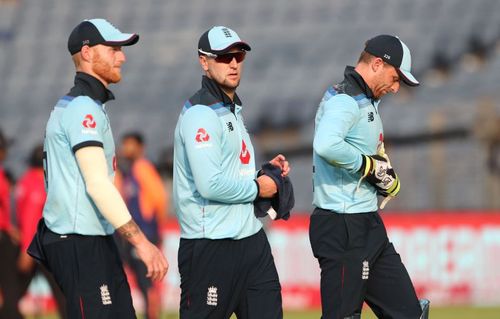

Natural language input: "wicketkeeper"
[309,34,430,319]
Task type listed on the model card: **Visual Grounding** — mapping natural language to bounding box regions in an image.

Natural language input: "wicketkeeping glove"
[356,152,401,209]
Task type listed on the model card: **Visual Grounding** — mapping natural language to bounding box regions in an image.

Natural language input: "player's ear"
[80,45,92,63]
[199,55,209,72]
[371,57,384,73]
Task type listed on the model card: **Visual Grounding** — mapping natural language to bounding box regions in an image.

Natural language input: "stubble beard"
[92,51,121,85]
[221,77,240,95]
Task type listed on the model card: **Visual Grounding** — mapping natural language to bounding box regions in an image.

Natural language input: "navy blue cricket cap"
[198,26,251,56]
[67,18,139,55]
[364,34,419,86]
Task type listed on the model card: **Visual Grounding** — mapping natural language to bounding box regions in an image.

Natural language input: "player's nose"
[391,81,400,93]
[229,57,238,68]
[117,50,126,63]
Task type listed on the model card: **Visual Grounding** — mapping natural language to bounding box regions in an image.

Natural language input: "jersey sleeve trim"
[72,141,104,153]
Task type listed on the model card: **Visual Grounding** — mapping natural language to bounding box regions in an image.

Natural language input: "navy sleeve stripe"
[72,141,104,153]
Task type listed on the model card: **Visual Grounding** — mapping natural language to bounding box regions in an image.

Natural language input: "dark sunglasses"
[199,49,246,64]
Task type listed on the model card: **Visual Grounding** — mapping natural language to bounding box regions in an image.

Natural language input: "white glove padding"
[75,146,132,229]
[356,143,400,209]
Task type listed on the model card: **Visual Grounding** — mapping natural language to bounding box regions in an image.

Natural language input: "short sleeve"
[61,97,107,153]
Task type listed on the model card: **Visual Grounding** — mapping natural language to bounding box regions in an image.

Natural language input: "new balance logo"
[207,286,218,306]
[100,285,112,305]
[362,260,369,280]
[368,112,374,122]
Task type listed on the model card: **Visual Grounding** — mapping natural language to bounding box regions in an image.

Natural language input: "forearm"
[116,219,148,246]
[314,96,363,172]
[314,134,362,172]
[76,147,132,229]
[194,172,258,203]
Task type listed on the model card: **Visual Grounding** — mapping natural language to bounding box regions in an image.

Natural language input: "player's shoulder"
[66,95,101,109]
[134,158,156,172]
[182,88,229,118]
[324,88,358,109]
[329,80,369,104]
[62,95,104,118]
[133,159,161,179]
[58,95,105,130]
[188,87,220,107]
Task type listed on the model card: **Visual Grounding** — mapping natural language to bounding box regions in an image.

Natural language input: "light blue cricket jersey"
[42,73,116,235]
[173,76,262,240]
[313,66,385,213]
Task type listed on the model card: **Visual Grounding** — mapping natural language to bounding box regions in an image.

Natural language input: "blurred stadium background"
[1,0,499,318]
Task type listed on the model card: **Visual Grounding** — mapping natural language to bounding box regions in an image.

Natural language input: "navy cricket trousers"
[309,208,422,319]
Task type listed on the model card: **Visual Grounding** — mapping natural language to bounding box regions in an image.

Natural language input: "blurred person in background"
[173,26,290,319]
[27,18,168,319]
[15,144,67,319]
[156,146,174,217]
[309,35,429,319]
[0,128,18,318]
[115,132,167,319]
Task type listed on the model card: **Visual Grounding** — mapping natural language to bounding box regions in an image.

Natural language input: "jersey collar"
[201,76,242,113]
[343,66,376,101]
[67,72,115,105]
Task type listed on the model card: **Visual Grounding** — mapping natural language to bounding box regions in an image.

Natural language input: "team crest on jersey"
[239,140,251,164]
[195,128,210,143]
[207,286,218,306]
[100,284,112,305]
[376,133,384,152]
[82,114,96,129]
[362,260,370,280]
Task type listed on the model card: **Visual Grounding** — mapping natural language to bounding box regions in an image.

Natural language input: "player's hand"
[7,227,20,244]
[269,154,290,177]
[256,174,278,198]
[357,154,401,198]
[17,252,36,274]
[134,239,169,282]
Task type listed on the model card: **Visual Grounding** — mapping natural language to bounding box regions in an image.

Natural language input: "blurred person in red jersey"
[0,128,20,318]
[115,132,167,319]
[15,144,67,318]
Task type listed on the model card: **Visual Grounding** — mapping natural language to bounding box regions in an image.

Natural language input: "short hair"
[357,50,376,64]
[122,131,144,145]
[71,54,81,68]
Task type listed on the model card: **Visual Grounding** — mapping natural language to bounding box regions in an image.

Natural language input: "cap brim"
[398,68,419,87]
[212,41,251,54]
[103,33,139,47]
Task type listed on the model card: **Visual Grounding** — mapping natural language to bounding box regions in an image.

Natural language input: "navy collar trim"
[67,72,115,104]
[344,66,375,101]
[201,76,242,112]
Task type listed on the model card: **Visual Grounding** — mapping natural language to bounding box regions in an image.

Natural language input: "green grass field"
[28,306,500,319]
[281,307,500,318]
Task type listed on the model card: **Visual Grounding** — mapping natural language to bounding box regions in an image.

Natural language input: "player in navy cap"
[173,26,291,318]
[28,19,168,319]
[309,34,429,319]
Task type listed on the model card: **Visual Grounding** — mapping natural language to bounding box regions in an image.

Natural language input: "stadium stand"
[0,0,499,211]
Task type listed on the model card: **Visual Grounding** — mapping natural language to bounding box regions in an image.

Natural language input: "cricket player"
[115,132,167,319]
[309,35,429,319]
[173,26,290,319]
[28,19,168,319]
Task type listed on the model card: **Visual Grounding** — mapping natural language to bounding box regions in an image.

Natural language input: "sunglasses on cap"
[198,49,246,64]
